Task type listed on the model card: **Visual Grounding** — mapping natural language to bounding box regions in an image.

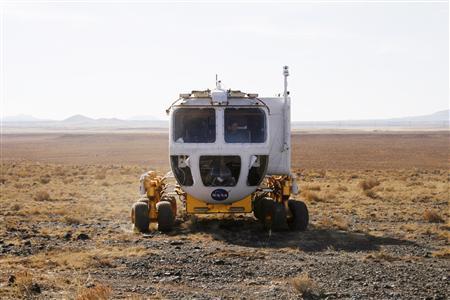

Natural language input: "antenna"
[282,65,290,152]
[215,74,222,89]
[283,65,289,99]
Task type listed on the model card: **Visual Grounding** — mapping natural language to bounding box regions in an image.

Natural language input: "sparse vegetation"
[358,178,380,191]
[11,271,40,298]
[34,190,51,201]
[364,189,378,199]
[291,273,320,297]
[0,131,448,298]
[301,190,322,202]
[431,247,450,258]
[39,175,51,184]
[302,184,321,191]
[77,283,111,300]
[365,249,398,262]
[423,210,444,223]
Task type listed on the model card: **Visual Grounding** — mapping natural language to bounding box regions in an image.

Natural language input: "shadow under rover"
[176,216,417,252]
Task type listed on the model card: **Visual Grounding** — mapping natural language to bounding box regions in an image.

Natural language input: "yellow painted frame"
[186,194,252,214]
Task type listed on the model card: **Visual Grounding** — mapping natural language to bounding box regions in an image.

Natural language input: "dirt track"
[0,131,449,299]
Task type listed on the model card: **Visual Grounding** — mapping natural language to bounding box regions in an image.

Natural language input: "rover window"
[225,108,266,143]
[200,156,240,187]
[170,155,193,186]
[173,108,215,143]
[247,155,268,186]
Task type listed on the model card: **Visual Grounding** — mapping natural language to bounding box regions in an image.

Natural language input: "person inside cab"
[226,120,250,143]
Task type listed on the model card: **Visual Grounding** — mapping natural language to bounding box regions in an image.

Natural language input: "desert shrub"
[11,203,21,211]
[300,190,322,202]
[12,271,40,298]
[303,184,321,191]
[322,191,336,201]
[63,178,74,184]
[432,247,450,258]
[101,181,110,187]
[54,167,66,176]
[14,183,24,189]
[35,191,50,201]
[291,273,320,297]
[358,178,380,191]
[365,249,398,262]
[39,176,51,184]
[319,216,348,230]
[364,189,378,199]
[95,172,106,180]
[336,185,348,192]
[0,178,6,184]
[333,216,349,230]
[77,283,111,300]
[423,210,444,223]
[64,216,83,225]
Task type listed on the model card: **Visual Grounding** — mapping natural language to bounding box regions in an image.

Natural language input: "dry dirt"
[0,131,449,299]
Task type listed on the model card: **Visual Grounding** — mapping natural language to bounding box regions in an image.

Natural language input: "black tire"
[260,197,274,229]
[287,200,309,231]
[157,201,174,232]
[253,197,264,220]
[258,198,288,231]
[132,202,150,232]
[272,202,289,231]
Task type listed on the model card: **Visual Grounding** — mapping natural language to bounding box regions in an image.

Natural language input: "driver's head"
[228,122,239,132]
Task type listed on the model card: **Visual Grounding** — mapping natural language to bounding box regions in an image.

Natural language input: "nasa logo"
[211,189,228,201]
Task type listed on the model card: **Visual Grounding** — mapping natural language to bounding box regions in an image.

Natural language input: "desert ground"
[0,131,449,299]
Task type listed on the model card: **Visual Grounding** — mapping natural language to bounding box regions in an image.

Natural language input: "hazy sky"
[1,1,448,121]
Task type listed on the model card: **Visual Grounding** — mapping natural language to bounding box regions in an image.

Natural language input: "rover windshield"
[225,108,266,143]
[173,108,215,143]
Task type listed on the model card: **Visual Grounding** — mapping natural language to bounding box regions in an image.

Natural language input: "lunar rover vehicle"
[131,66,309,232]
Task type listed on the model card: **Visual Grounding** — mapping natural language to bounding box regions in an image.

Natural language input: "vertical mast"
[282,66,290,152]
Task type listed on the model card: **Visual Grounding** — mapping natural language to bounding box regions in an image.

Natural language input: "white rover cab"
[132,66,308,232]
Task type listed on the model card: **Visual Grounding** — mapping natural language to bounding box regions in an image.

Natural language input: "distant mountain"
[2,114,44,122]
[3,109,448,130]
[388,109,449,122]
[292,109,449,129]
[63,114,95,123]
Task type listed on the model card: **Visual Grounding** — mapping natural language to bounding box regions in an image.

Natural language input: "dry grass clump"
[34,191,51,201]
[300,190,322,202]
[365,249,398,262]
[77,283,111,300]
[63,178,74,184]
[431,247,450,258]
[39,175,51,184]
[63,216,83,225]
[423,210,444,223]
[358,178,380,191]
[336,185,348,192]
[94,172,107,180]
[291,273,320,297]
[302,184,321,191]
[11,203,21,211]
[364,189,379,199]
[11,271,40,298]
[319,216,349,231]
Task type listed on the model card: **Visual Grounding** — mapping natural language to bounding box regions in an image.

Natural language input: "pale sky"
[1,1,448,121]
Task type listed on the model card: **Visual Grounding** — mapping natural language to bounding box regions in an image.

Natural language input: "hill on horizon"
[2,109,449,129]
